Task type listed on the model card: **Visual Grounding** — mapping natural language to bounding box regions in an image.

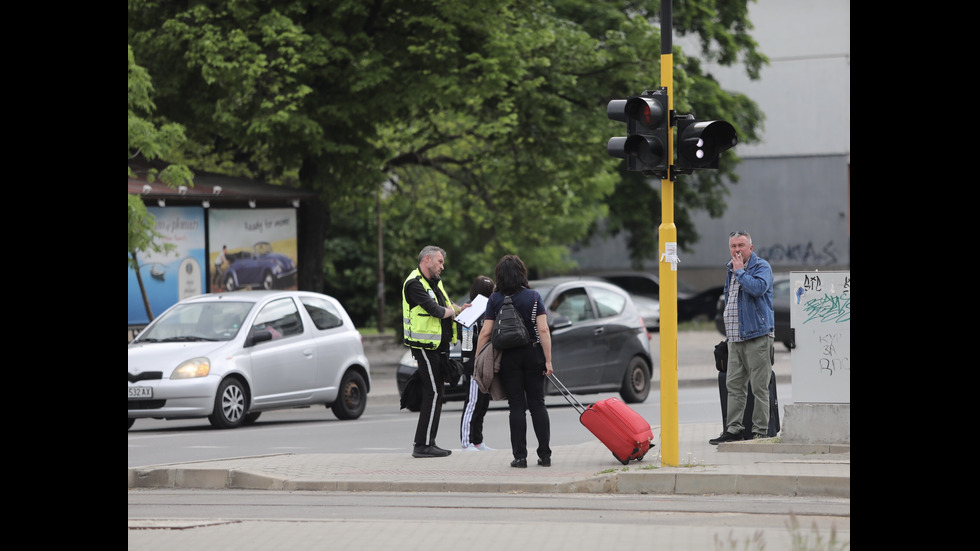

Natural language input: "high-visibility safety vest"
[402,269,458,350]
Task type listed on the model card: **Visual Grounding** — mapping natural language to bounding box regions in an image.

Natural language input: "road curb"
[128,465,849,498]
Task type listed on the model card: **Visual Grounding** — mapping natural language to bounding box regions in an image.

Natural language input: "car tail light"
[639,316,651,340]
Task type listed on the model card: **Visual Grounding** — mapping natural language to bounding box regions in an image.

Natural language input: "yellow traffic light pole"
[605,1,734,466]
[659,0,679,467]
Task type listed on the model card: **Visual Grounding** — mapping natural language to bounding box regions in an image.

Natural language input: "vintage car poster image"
[208,208,299,293]
[127,206,206,326]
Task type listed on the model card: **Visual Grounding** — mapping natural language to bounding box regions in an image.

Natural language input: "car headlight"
[399,350,418,368]
[171,357,211,379]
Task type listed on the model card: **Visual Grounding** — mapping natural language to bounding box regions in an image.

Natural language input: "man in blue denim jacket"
[710,231,775,444]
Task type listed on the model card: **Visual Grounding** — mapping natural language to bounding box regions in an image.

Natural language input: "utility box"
[789,271,850,403]
[783,271,850,444]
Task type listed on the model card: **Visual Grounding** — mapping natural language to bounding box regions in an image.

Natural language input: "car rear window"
[300,296,345,330]
[592,287,627,318]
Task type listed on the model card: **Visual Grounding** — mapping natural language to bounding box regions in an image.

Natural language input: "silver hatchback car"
[128,290,371,430]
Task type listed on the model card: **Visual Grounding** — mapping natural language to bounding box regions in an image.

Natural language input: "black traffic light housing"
[606,88,669,179]
[674,115,738,174]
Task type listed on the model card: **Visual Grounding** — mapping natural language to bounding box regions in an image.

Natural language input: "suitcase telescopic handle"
[548,373,587,414]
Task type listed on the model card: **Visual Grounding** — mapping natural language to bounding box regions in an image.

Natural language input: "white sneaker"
[462,444,480,452]
[474,443,494,451]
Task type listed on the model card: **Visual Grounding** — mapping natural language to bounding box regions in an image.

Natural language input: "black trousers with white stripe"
[411,348,447,447]
[460,375,491,447]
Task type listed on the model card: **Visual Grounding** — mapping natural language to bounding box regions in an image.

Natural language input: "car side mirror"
[246,328,274,347]
[549,315,572,330]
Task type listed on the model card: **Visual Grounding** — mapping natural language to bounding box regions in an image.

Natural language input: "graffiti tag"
[817,332,849,376]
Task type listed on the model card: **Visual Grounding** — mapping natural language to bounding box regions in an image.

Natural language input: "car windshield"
[135,301,254,343]
[773,278,790,300]
[602,274,696,296]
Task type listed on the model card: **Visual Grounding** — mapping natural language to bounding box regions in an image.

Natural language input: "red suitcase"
[549,374,654,465]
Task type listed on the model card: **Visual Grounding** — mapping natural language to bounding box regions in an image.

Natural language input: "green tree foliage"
[129,44,197,320]
[128,44,195,267]
[128,0,765,328]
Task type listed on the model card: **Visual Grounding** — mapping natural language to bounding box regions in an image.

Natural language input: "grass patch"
[677,319,717,332]
[678,452,705,467]
[712,513,849,550]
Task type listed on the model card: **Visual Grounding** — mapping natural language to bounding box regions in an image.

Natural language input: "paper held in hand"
[454,294,488,328]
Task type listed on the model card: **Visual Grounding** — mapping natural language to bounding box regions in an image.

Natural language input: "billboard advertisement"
[127,206,207,326]
[208,208,298,294]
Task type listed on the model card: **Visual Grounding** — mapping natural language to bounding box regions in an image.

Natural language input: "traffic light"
[674,115,738,173]
[606,88,670,179]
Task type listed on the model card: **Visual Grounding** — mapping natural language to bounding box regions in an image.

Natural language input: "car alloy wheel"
[208,378,247,429]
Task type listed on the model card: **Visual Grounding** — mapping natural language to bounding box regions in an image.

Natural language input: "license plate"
[129,386,153,399]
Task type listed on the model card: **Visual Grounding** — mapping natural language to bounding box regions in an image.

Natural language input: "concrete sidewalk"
[127,423,849,497]
[127,331,849,498]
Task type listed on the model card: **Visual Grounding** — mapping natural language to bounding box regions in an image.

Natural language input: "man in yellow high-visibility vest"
[402,245,470,458]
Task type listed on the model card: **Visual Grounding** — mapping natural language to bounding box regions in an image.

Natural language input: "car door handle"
[593,327,604,335]
[303,349,314,357]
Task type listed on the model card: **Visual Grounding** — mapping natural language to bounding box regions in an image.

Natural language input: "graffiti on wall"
[756,241,838,266]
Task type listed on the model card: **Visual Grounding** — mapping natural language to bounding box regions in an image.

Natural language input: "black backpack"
[491,294,533,350]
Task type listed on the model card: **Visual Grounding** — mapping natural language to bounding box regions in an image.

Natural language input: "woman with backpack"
[477,255,554,468]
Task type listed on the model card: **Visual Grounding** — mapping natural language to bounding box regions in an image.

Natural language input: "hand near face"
[731,251,745,270]
[728,234,752,271]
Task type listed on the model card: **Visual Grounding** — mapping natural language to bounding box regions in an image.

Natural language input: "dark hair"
[494,255,528,295]
[468,275,494,301]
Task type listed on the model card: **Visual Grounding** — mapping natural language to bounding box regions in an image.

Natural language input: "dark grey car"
[396,277,655,408]
[593,271,724,323]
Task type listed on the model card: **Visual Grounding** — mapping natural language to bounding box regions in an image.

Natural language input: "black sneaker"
[413,445,451,458]
[510,458,527,468]
[430,444,452,455]
[709,431,741,445]
[537,457,551,467]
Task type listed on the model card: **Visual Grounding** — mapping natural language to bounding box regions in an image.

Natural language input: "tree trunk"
[132,251,154,321]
